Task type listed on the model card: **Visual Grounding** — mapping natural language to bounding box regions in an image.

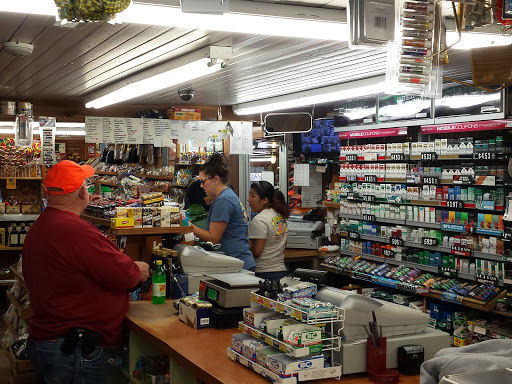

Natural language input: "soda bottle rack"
[250,293,345,325]
[226,348,342,384]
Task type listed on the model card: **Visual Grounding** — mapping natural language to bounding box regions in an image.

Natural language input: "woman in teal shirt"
[190,153,255,271]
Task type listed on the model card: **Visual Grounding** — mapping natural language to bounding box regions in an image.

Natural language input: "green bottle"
[152,260,166,304]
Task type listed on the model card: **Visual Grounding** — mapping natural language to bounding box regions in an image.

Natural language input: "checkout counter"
[124,301,423,384]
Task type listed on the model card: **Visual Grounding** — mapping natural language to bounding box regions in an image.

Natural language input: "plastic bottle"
[152,260,166,304]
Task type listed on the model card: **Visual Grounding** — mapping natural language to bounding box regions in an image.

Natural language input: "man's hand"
[134,261,150,282]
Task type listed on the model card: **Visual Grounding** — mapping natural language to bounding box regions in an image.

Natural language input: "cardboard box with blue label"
[178,301,212,329]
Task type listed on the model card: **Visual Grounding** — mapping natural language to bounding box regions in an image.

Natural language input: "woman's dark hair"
[199,153,229,184]
[250,181,290,219]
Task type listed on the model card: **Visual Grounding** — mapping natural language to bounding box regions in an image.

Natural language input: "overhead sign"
[421,119,512,134]
[337,127,407,139]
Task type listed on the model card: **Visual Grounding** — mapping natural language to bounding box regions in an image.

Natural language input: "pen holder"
[367,336,387,373]
[366,337,400,384]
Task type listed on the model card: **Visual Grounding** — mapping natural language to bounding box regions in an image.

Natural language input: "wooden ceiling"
[0,0,472,116]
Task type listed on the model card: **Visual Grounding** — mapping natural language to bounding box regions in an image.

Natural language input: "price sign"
[474,152,494,160]
[440,267,457,277]
[423,176,439,185]
[362,195,375,203]
[347,193,355,200]
[502,228,512,241]
[362,214,376,222]
[422,237,438,246]
[364,175,377,183]
[421,152,438,161]
[451,246,472,257]
[346,154,358,162]
[346,175,357,182]
[446,200,464,209]
[382,249,395,258]
[348,231,360,240]
[390,237,404,246]
[390,153,405,161]
[453,175,473,184]
[475,274,498,283]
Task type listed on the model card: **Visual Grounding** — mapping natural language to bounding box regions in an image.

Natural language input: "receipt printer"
[286,214,324,249]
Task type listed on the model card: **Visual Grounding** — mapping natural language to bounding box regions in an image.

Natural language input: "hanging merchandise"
[386,0,444,98]
[40,117,56,166]
[15,114,33,147]
[0,138,41,177]
[54,0,131,23]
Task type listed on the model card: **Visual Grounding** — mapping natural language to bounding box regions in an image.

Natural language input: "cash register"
[286,213,324,249]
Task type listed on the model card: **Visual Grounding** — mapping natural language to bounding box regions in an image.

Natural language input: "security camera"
[178,89,194,102]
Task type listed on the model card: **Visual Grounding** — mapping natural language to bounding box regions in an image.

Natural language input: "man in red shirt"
[23,160,150,384]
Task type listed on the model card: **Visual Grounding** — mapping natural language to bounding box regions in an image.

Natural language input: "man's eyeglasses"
[199,176,214,185]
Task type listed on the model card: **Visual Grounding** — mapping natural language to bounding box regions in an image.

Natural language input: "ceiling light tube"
[234,76,387,115]
[85,57,222,109]
[1,1,348,41]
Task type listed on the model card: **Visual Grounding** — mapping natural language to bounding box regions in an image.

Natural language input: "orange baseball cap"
[44,160,95,195]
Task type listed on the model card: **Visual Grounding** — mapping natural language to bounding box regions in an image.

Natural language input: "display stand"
[227,292,345,383]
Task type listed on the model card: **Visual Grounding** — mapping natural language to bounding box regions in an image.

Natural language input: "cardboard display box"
[178,302,212,329]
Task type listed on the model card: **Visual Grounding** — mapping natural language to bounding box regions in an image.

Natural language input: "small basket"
[21,197,41,214]
[6,205,20,214]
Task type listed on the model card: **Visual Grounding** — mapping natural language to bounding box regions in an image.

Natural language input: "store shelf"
[428,289,506,312]
[0,177,42,180]
[250,293,344,324]
[140,175,174,181]
[0,247,23,251]
[353,253,439,273]
[0,214,39,221]
[115,226,192,236]
[95,171,118,176]
[472,251,504,261]
[226,348,342,384]
[5,290,32,319]
[98,181,118,187]
[405,220,440,229]
[322,201,340,209]
[80,214,111,227]
[238,322,326,358]
[119,367,145,384]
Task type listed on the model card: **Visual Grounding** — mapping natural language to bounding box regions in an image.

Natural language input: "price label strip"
[363,214,376,222]
[346,154,358,162]
[390,237,404,246]
[364,175,378,183]
[421,152,438,161]
[362,195,375,202]
[445,200,464,209]
[451,246,472,257]
[423,176,439,185]
[390,153,406,161]
[422,237,438,246]
[348,231,360,240]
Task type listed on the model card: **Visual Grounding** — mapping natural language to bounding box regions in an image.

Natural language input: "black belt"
[61,328,102,355]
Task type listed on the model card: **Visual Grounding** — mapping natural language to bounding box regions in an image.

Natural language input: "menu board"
[85,117,230,147]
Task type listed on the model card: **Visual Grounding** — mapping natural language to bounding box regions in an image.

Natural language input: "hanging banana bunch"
[54,0,131,22]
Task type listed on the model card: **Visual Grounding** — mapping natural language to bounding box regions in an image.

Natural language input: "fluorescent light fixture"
[0,1,348,41]
[250,157,274,163]
[446,31,512,50]
[234,76,386,115]
[0,121,85,135]
[436,93,501,109]
[86,58,222,109]
[120,3,348,41]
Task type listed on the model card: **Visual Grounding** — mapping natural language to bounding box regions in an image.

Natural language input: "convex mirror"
[263,112,312,134]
